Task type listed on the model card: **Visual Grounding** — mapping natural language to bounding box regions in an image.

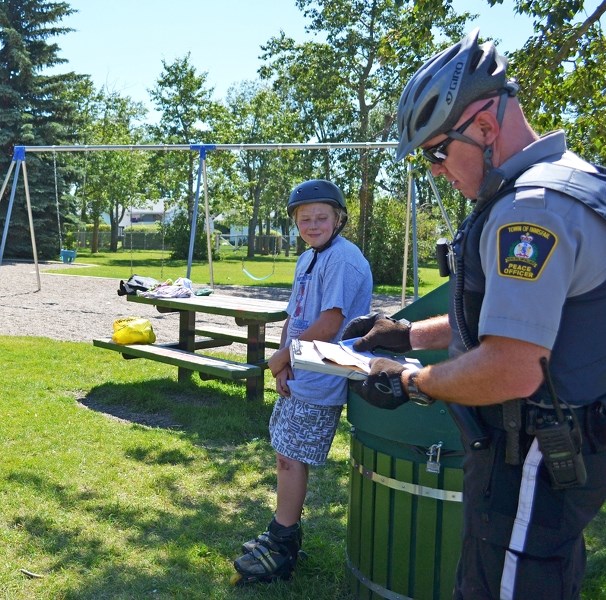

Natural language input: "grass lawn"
[2,250,605,598]
[0,337,353,599]
[50,247,444,298]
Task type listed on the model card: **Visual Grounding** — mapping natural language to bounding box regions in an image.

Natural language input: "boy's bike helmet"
[287,179,347,217]
[287,179,348,268]
[396,28,509,161]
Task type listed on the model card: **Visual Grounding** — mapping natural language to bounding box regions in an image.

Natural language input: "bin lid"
[347,282,464,457]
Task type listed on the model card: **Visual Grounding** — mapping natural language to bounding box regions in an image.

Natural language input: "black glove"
[342,312,412,353]
[354,358,410,410]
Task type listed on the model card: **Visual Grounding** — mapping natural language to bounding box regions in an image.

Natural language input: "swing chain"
[53,151,63,250]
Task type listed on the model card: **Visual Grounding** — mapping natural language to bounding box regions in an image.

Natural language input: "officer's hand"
[342,312,383,340]
[354,358,410,410]
[343,313,412,353]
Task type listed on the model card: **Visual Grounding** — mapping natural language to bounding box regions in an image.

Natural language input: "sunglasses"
[422,99,495,165]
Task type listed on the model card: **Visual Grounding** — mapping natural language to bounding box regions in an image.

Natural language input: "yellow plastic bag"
[111,317,156,345]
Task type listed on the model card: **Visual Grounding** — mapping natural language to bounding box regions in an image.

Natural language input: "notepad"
[290,338,420,380]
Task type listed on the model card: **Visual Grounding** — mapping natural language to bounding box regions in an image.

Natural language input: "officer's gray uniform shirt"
[478,131,606,350]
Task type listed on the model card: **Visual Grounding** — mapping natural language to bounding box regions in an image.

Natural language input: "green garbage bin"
[346,283,464,599]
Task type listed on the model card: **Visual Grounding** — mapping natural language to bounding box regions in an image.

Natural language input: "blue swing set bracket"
[13,146,26,161]
[189,144,216,159]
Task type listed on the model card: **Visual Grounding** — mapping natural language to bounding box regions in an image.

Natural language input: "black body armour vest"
[449,163,606,407]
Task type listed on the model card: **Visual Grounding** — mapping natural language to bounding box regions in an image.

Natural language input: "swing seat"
[60,249,76,263]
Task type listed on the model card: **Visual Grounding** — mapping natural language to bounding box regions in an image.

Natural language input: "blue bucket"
[60,249,76,263]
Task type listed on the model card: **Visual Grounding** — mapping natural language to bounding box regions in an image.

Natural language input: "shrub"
[164,210,219,262]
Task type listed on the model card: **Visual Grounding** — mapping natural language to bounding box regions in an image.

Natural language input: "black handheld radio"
[533,357,587,489]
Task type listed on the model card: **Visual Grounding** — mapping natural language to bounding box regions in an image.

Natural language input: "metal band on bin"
[350,458,463,503]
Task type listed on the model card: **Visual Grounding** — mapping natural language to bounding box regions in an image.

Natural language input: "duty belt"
[478,400,602,464]
[478,400,525,464]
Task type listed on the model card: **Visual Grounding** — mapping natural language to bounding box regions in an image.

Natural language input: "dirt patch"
[0,260,403,347]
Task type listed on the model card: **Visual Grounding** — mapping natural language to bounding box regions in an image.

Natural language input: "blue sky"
[52,1,539,119]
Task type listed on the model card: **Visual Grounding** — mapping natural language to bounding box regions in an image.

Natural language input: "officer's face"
[422,107,490,201]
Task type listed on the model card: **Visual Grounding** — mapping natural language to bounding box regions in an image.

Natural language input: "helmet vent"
[413,75,431,102]
[415,96,438,129]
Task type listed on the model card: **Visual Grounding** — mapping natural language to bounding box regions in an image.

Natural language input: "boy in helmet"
[345,28,606,599]
[233,179,372,584]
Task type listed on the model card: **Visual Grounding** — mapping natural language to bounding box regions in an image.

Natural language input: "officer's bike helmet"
[395,28,509,161]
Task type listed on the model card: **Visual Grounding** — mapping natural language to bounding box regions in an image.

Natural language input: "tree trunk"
[91,217,100,254]
[247,218,257,259]
[357,150,381,255]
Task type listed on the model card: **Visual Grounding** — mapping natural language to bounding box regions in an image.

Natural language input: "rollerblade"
[231,518,302,585]
[240,518,303,554]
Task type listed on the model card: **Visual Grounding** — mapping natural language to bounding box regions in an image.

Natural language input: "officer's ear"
[477,109,499,146]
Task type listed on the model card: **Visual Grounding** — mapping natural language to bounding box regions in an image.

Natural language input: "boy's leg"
[275,454,309,526]
[239,452,306,555]
[233,396,342,584]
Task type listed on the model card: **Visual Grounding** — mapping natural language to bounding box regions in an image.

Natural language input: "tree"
[260,0,471,255]
[147,54,224,260]
[0,0,88,258]
[76,88,148,252]
[148,54,220,216]
[495,0,606,162]
[221,81,305,258]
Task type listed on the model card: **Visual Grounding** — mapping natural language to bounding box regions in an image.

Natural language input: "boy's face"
[295,202,339,249]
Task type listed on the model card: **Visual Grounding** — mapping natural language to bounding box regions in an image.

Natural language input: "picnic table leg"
[177,310,196,382]
[237,319,267,401]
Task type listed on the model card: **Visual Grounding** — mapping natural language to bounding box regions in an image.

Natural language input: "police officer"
[344,29,606,599]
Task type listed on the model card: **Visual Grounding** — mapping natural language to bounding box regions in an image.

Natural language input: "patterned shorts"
[269,395,343,466]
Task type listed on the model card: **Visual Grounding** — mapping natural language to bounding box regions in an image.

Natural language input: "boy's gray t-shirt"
[285,235,372,406]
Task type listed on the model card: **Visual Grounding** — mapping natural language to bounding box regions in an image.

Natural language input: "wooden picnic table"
[93,293,288,401]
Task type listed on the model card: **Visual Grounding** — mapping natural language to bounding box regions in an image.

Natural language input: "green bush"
[164,210,219,262]
[364,197,412,286]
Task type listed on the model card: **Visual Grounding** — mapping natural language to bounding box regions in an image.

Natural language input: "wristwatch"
[407,370,435,406]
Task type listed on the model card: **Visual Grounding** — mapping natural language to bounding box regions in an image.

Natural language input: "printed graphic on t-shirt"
[497,222,558,280]
[290,272,312,336]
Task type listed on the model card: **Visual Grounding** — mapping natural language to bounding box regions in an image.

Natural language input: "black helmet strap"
[480,83,518,181]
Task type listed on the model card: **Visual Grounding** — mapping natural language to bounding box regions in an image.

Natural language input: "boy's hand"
[275,366,292,397]
[268,347,290,377]
[343,313,412,353]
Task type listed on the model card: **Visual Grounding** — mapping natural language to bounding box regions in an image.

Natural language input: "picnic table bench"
[93,292,288,401]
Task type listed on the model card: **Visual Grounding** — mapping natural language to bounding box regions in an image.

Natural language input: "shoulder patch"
[497,223,558,281]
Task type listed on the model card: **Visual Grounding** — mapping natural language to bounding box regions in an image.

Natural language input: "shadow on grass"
[6,376,352,599]
[584,508,606,599]
[83,376,275,443]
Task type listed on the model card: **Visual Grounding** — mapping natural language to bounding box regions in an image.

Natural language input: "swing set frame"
[0,141,451,303]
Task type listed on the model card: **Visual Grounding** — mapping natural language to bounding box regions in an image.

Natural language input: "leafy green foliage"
[0,0,88,258]
[218,82,306,258]
[74,88,149,252]
[261,0,472,255]
[502,0,606,162]
[367,197,407,285]
[148,54,221,218]
[163,210,217,262]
